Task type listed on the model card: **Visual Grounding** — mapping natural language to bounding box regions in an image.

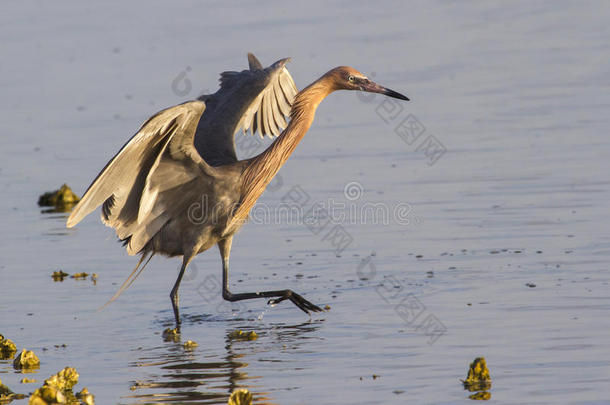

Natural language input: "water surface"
[1,1,610,404]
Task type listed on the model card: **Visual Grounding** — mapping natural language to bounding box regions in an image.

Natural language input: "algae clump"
[70,273,89,280]
[469,391,491,400]
[462,357,491,392]
[0,378,14,396]
[183,340,198,350]
[1,377,27,403]
[162,328,180,342]
[28,367,89,405]
[228,389,253,405]
[45,367,79,391]
[29,385,66,405]
[0,335,17,359]
[76,387,95,405]
[228,330,258,341]
[38,184,80,212]
[13,349,40,371]
[51,270,70,282]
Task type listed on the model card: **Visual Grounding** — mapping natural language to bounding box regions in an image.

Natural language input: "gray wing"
[67,101,214,255]
[193,53,298,166]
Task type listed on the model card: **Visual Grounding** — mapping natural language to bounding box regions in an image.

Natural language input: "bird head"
[327,66,409,100]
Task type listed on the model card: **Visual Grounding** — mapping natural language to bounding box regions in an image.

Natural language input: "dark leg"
[218,237,323,314]
[170,254,194,328]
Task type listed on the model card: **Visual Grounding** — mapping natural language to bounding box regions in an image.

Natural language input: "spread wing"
[193,53,298,166]
[66,101,215,254]
[66,54,298,253]
[235,55,298,138]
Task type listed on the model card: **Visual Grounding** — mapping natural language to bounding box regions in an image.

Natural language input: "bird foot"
[267,290,323,314]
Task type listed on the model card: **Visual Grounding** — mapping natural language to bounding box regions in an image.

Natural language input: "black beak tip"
[385,89,409,101]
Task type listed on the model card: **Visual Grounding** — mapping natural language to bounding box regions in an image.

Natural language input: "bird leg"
[218,237,323,314]
[224,288,323,314]
[170,254,194,329]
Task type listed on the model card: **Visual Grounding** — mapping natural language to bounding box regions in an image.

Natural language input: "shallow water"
[1,1,610,404]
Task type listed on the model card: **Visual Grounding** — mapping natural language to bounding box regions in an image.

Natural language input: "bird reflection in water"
[123,320,322,404]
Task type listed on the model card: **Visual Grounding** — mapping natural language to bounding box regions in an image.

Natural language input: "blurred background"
[1,1,609,404]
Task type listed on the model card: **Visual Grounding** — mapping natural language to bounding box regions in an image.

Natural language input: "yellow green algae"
[76,387,95,405]
[0,335,17,359]
[162,328,180,342]
[51,270,69,282]
[228,330,258,341]
[183,340,198,350]
[20,378,37,384]
[38,184,80,212]
[0,378,14,396]
[0,378,26,403]
[469,391,491,400]
[462,357,491,400]
[462,357,491,390]
[228,389,252,405]
[51,271,96,283]
[12,349,40,371]
[28,367,93,405]
[45,367,79,391]
[28,385,67,405]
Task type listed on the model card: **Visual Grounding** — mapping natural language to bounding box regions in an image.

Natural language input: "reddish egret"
[67,53,408,327]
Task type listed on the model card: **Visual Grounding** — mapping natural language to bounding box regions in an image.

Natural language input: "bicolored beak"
[362,81,409,101]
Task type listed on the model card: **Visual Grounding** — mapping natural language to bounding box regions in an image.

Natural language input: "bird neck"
[241,75,335,192]
[259,78,332,166]
[225,75,336,232]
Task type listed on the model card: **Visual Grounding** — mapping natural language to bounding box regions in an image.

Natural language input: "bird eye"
[348,75,355,83]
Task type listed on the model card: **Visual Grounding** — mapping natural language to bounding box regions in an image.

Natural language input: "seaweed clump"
[0,377,26,403]
[38,184,80,213]
[45,367,79,391]
[51,270,70,282]
[162,328,180,343]
[12,349,40,371]
[0,334,17,359]
[228,330,258,341]
[76,387,95,405]
[462,357,491,390]
[0,378,12,395]
[469,391,492,400]
[461,357,491,400]
[228,389,253,405]
[29,367,94,405]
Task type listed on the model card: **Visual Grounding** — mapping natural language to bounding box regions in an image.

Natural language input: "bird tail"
[98,251,155,312]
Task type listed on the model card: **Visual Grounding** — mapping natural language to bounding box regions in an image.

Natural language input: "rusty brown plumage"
[227,70,340,231]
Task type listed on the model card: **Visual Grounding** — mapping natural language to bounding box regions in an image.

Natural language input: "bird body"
[67,54,408,327]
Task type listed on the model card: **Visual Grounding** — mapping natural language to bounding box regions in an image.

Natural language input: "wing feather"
[241,62,296,139]
[256,96,265,139]
[247,52,263,70]
[194,54,298,165]
[274,79,292,117]
[270,92,286,130]
[67,101,214,255]
[262,90,274,135]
